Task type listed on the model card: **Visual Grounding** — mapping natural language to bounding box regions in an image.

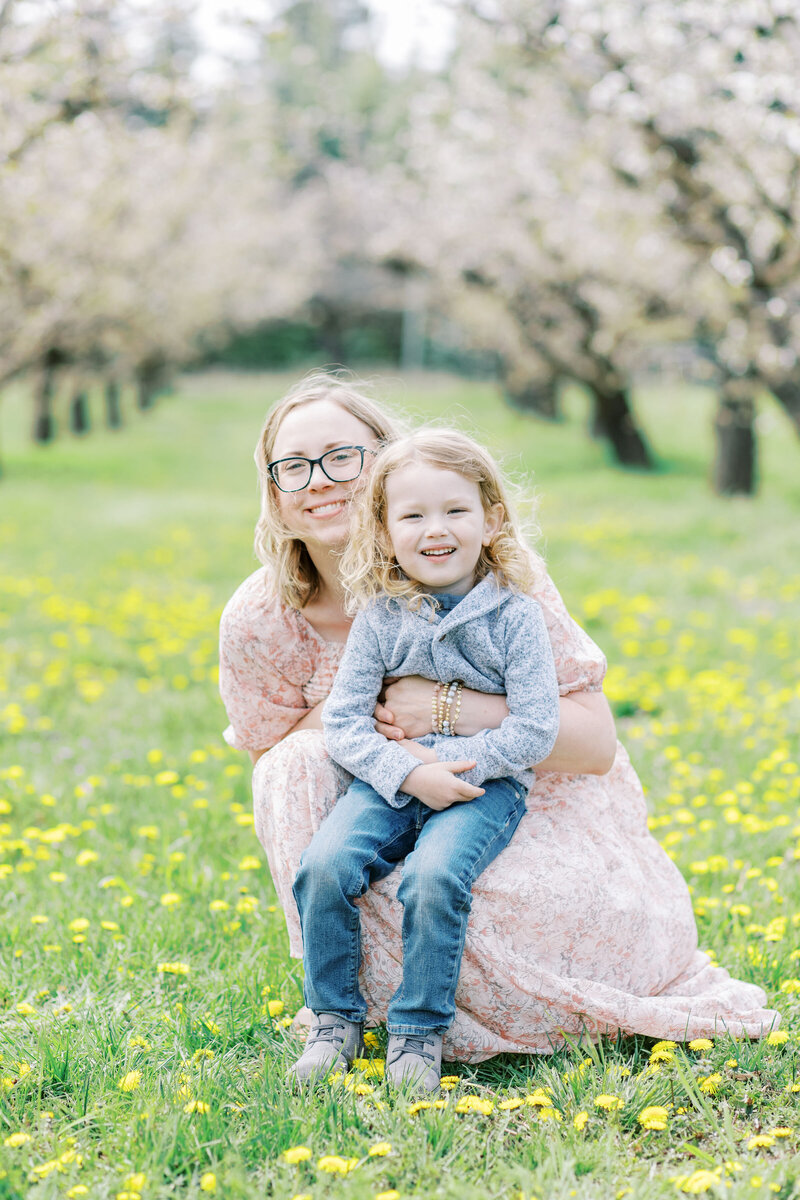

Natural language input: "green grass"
[0,370,799,1199]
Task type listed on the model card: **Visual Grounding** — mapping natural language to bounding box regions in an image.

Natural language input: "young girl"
[290,430,560,1090]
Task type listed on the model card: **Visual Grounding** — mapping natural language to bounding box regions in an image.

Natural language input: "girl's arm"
[375,678,616,775]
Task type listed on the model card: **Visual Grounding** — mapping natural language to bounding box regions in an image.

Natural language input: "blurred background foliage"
[2,0,800,492]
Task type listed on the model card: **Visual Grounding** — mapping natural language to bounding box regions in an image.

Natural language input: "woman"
[219,371,778,1062]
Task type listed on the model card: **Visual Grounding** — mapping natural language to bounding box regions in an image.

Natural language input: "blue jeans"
[292,776,527,1036]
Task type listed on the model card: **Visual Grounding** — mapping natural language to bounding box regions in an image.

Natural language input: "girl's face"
[270,399,378,553]
[384,461,503,595]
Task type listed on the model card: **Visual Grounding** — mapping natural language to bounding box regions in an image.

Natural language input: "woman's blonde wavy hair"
[254,370,404,609]
[340,428,546,612]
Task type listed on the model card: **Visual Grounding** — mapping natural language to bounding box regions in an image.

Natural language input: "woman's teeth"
[421,548,455,556]
[308,501,344,515]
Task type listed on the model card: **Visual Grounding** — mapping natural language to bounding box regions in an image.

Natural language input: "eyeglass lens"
[273,446,364,491]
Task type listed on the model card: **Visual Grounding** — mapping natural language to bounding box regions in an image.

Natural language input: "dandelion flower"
[454,1095,494,1115]
[771,1127,793,1137]
[368,1141,392,1156]
[267,999,284,1018]
[594,1094,624,1111]
[698,1073,722,1095]
[160,893,181,908]
[746,1134,775,1149]
[118,1071,141,1092]
[282,1146,312,1164]
[573,1111,589,1130]
[638,1105,669,1130]
[673,1168,721,1193]
[767,1030,789,1047]
[407,1100,432,1115]
[688,1038,714,1051]
[4,1131,31,1147]
[376,1192,400,1200]
[317,1155,358,1175]
[498,1097,524,1111]
[363,1031,381,1049]
[183,1100,210,1114]
[157,961,190,976]
[200,1174,216,1193]
[124,1173,147,1192]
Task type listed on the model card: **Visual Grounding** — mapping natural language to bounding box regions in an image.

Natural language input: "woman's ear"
[482,502,505,546]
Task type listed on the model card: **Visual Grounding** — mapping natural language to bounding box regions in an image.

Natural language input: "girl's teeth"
[422,548,454,556]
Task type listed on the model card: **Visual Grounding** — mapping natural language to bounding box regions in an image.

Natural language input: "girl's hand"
[400,761,484,811]
[375,675,437,740]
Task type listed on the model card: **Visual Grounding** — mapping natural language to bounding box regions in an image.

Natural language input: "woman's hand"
[374,676,436,740]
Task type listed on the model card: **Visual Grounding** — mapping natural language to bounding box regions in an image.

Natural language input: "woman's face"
[269,399,379,553]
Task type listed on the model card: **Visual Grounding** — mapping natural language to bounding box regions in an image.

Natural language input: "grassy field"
[1,370,799,1200]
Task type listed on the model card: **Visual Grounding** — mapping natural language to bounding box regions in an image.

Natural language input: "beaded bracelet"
[449,681,463,736]
[441,680,460,736]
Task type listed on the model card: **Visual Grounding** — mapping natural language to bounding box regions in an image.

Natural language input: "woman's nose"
[307,461,333,489]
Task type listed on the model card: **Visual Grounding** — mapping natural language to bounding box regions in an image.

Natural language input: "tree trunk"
[33,361,57,442]
[770,379,800,436]
[502,370,561,420]
[70,388,90,435]
[589,384,654,467]
[713,381,756,495]
[105,379,122,428]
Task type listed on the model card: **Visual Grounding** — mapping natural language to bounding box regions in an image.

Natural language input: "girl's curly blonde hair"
[254,370,404,609]
[340,428,545,612]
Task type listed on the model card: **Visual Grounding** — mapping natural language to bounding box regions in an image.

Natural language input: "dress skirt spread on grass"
[220,567,780,1063]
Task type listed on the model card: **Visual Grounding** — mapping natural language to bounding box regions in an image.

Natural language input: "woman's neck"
[305,543,346,611]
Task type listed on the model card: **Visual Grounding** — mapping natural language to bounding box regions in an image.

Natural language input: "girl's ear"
[482,502,505,546]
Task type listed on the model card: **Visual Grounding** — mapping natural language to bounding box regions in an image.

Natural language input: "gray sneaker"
[386,1032,443,1093]
[288,1012,365,1085]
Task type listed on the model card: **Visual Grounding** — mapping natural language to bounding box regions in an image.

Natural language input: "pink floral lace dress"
[219,567,779,1062]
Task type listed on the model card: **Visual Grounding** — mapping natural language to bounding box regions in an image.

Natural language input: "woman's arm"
[375,677,616,776]
[247,700,326,765]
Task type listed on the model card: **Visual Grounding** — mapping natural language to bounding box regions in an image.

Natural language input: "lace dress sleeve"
[532,572,607,696]
[219,568,315,752]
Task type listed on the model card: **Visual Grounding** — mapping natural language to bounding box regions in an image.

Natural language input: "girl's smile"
[385,463,503,595]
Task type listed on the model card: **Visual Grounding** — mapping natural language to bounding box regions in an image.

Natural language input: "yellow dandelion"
[15,1002,37,1017]
[238,856,260,870]
[407,1100,432,1115]
[594,1094,624,1111]
[573,1111,589,1130]
[267,999,284,1018]
[4,1131,31,1147]
[183,1100,210,1114]
[375,1192,400,1200]
[688,1038,714,1051]
[784,1082,800,1094]
[498,1097,524,1111]
[454,1095,494,1115]
[673,1167,722,1193]
[124,1173,147,1192]
[698,1072,722,1095]
[650,1040,677,1052]
[157,961,190,976]
[638,1105,669,1130]
[67,1188,89,1199]
[368,1141,392,1156]
[363,1030,381,1049]
[68,918,90,933]
[160,893,181,908]
[746,1134,775,1149]
[317,1155,358,1175]
[767,1030,789,1047]
[118,1071,141,1092]
[771,1127,793,1137]
[649,1048,676,1064]
[200,1174,216,1193]
[281,1145,312,1165]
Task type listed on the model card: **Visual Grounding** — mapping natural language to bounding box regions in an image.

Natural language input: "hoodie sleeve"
[434,597,560,785]
[322,609,424,807]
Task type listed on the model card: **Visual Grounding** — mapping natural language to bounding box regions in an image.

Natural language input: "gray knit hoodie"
[322,575,560,807]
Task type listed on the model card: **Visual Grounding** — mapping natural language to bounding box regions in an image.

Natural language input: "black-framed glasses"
[267,445,374,492]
